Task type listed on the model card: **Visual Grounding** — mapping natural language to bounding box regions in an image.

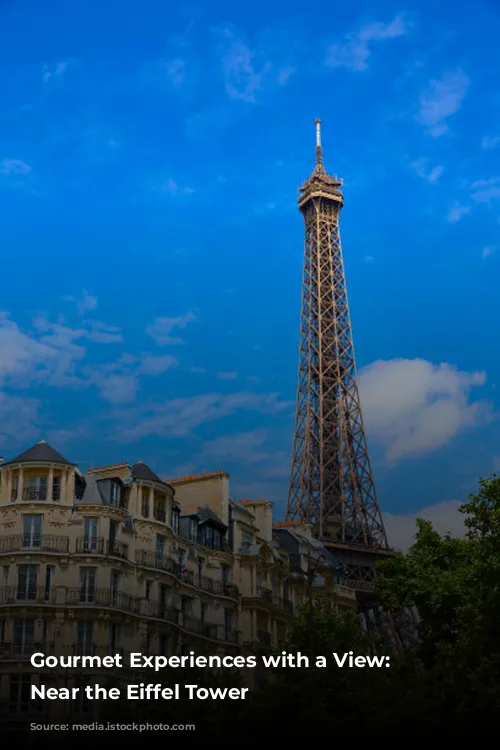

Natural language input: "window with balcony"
[2,566,8,587]
[154,496,166,523]
[197,557,203,581]
[200,602,206,625]
[13,619,35,656]
[159,584,171,617]
[241,534,252,551]
[141,492,149,518]
[26,476,47,501]
[44,566,54,601]
[145,580,152,600]
[9,675,31,712]
[17,565,37,601]
[83,518,99,551]
[224,609,234,640]
[109,623,120,653]
[52,476,61,501]
[178,549,186,571]
[221,566,229,586]
[181,596,192,619]
[110,570,120,604]
[77,621,93,654]
[11,477,18,502]
[156,535,166,559]
[22,514,43,548]
[80,567,96,603]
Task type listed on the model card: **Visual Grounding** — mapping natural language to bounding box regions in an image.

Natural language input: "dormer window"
[110,482,121,507]
[189,519,197,542]
[172,507,180,535]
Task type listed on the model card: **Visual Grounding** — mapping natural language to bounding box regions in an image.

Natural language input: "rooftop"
[168,469,228,484]
[5,441,73,466]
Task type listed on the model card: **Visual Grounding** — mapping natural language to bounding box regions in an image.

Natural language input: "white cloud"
[97,374,138,404]
[417,69,470,137]
[411,158,444,183]
[471,176,500,204]
[326,14,410,71]
[212,26,293,103]
[138,355,178,375]
[113,392,291,440]
[217,371,238,380]
[384,501,465,552]
[146,312,196,345]
[447,203,471,223]
[78,290,98,314]
[481,135,500,150]
[0,159,31,175]
[482,246,496,259]
[42,60,72,82]
[358,358,492,462]
[159,179,194,195]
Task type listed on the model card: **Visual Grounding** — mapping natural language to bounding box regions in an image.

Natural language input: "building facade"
[0,441,356,719]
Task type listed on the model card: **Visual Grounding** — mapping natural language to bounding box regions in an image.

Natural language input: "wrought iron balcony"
[66,588,138,612]
[182,615,202,634]
[153,508,166,522]
[255,587,294,614]
[22,487,47,501]
[0,641,55,660]
[75,538,128,558]
[0,586,57,605]
[135,549,179,575]
[140,599,179,624]
[198,576,239,599]
[0,535,69,554]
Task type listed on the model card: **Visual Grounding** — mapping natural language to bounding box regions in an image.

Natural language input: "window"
[197,557,203,581]
[13,619,34,656]
[224,610,234,640]
[76,621,93,654]
[52,476,61,501]
[44,566,54,601]
[171,507,179,535]
[109,623,120,653]
[159,584,170,617]
[26,476,47,501]
[80,567,96,603]
[189,519,197,541]
[156,535,166,558]
[110,570,120,604]
[181,596,192,619]
[213,530,221,550]
[241,534,252,550]
[141,492,149,518]
[9,675,31,712]
[221,566,229,586]
[22,514,43,548]
[178,549,186,571]
[11,477,18,501]
[83,518,99,550]
[17,565,37,601]
[2,565,9,587]
[110,482,121,507]
[201,602,206,625]
[145,580,152,600]
[159,634,171,656]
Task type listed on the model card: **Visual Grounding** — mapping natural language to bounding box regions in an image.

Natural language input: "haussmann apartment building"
[0,440,356,720]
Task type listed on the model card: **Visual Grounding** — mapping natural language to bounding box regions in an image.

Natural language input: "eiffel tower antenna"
[286,119,391,589]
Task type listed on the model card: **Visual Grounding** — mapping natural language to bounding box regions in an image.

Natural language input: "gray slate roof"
[180,504,227,529]
[131,462,167,485]
[6,441,73,466]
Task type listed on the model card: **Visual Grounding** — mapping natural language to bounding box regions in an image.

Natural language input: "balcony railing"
[75,538,128,559]
[153,508,166,522]
[0,586,57,605]
[66,588,137,612]
[135,549,179,575]
[0,641,55,659]
[198,577,239,599]
[0,535,69,554]
[22,487,47,501]
[255,587,294,614]
[140,599,179,624]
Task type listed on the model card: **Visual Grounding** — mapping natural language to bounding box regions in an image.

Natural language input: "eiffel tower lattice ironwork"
[286,120,391,588]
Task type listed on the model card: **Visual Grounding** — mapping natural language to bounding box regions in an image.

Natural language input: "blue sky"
[0,0,499,546]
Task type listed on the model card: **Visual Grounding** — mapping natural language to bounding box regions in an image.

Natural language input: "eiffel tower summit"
[286,120,392,591]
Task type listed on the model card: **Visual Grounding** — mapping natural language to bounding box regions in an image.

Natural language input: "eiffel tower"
[286,120,392,590]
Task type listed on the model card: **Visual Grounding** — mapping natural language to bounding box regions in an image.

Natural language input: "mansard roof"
[131,461,170,487]
[6,440,73,466]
